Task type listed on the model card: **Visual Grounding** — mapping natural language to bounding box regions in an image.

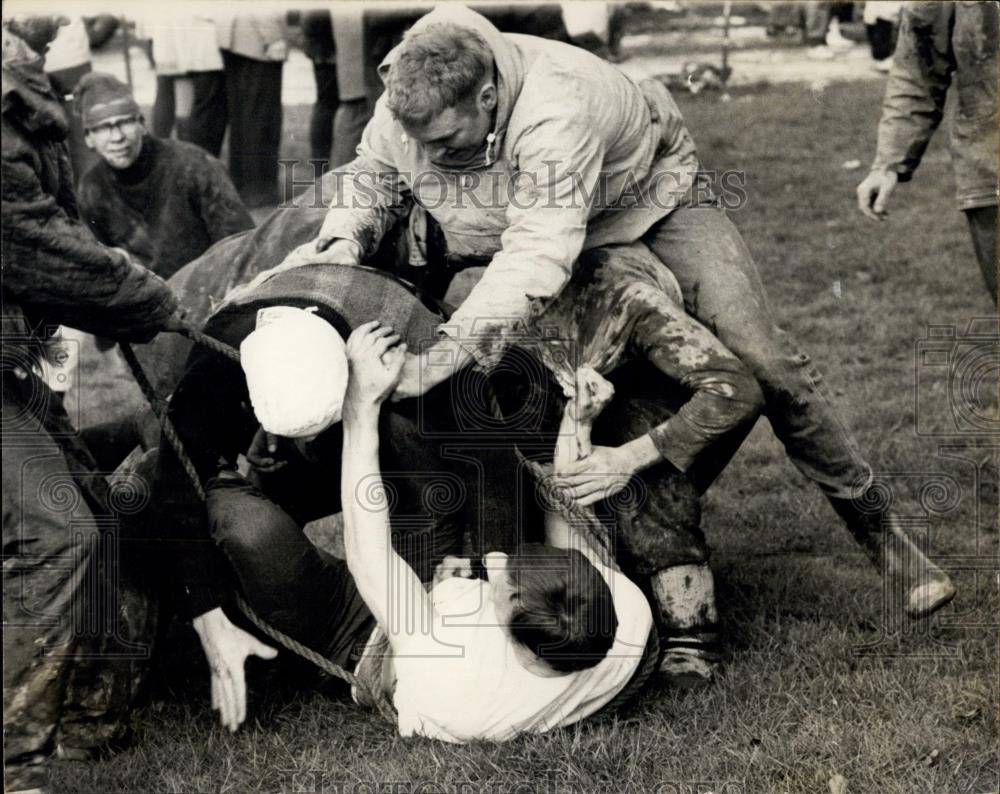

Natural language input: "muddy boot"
[830,499,956,619]
[651,563,722,688]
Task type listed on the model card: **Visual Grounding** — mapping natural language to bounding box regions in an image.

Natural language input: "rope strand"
[119,333,397,722]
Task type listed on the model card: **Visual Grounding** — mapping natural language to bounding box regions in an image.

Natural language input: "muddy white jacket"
[320,4,701,360]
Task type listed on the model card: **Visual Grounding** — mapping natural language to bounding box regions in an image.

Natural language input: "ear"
[83,130,96,151]
[478,82,497,114]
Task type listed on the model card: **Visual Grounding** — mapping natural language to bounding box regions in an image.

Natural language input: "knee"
[714,321,808,387]
[206,481,296,561]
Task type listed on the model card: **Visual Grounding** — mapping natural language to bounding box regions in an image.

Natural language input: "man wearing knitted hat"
[75,72,253,281]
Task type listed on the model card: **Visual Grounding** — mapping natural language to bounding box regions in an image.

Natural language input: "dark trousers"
[2,371,157,791]
[310,61,338,169]
[966,205,998,304]
[222,51,283,208]
[185,70,227,158]
[866,19,898,60]
[642,186,871,501]
[151,75,179,139]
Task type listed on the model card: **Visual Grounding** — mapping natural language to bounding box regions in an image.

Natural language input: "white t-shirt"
[392,566,652,743]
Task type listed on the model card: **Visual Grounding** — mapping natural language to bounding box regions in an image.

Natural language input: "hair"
[385,23,494,128]
[503,543,618,674]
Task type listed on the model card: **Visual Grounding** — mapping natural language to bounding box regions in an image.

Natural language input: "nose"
[107,125,125,142]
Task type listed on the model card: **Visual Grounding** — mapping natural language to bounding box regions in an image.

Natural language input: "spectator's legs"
[330,98,371,169]
[866,18,897,61]
[223,51,283,208]
[151,74,176,139]
[643,188,955,617]
[310,60,339,171]
[965,206,998,304]
[184,70,227,158]
[804,1,832,44]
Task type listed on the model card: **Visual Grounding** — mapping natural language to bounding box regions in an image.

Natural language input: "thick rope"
[123,320,614,724]
[119,335,397,723]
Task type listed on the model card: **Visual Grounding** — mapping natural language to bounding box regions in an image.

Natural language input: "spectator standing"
[856,1,998,303]
[75,73,253,280]
[289,8,338,172]
[214,9,287,208]
[137,12,225,153]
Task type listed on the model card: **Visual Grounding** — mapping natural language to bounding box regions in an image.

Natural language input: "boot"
[650,563,722,688]
[831,499,956,619]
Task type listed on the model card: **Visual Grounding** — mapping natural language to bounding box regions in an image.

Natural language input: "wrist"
[342,401,382,438]
[623,435,662,474]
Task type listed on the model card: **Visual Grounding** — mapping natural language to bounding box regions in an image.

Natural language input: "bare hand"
[245,426,288,473]
[282,239,362,269]
[856,169,898,221]
[432,555,474,587]
[192,607,278,732]
[553,445,636,507]
[345,321,406,406]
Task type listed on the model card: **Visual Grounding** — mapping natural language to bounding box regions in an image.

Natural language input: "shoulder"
[162,138,224,170]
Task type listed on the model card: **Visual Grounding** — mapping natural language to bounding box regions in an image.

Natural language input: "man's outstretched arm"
[341,322,433,641]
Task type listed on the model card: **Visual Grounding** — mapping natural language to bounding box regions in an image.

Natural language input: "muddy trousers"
[966,205,997,304]
[2,371,157,791]
[643,196,874,505]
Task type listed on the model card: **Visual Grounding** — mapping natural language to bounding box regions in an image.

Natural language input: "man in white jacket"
[309,5,955,620]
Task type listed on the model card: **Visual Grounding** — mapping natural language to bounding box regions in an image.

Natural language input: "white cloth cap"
[240,306,348,438]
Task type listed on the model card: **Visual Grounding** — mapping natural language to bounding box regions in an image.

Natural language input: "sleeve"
[629,286,764,473]
[76,171,112,245]
[193,152,255,243]
[1,138,178,340]
[319,96,413,255]
[442,112,604,364]
[870,2,955,181]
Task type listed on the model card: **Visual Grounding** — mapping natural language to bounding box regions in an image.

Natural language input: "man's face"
[85,114,145,169]
[403,82,496,164]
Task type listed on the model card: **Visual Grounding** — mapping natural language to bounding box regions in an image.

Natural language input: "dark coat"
[1,29,177,354]
[78,136,254,281]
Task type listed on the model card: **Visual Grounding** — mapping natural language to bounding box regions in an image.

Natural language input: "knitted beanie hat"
[74,71,140,128]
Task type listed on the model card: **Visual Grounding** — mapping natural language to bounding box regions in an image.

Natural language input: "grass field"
[51,78,998,794]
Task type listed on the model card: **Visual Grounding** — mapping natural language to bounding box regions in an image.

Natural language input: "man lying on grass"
[341,321,653,741]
